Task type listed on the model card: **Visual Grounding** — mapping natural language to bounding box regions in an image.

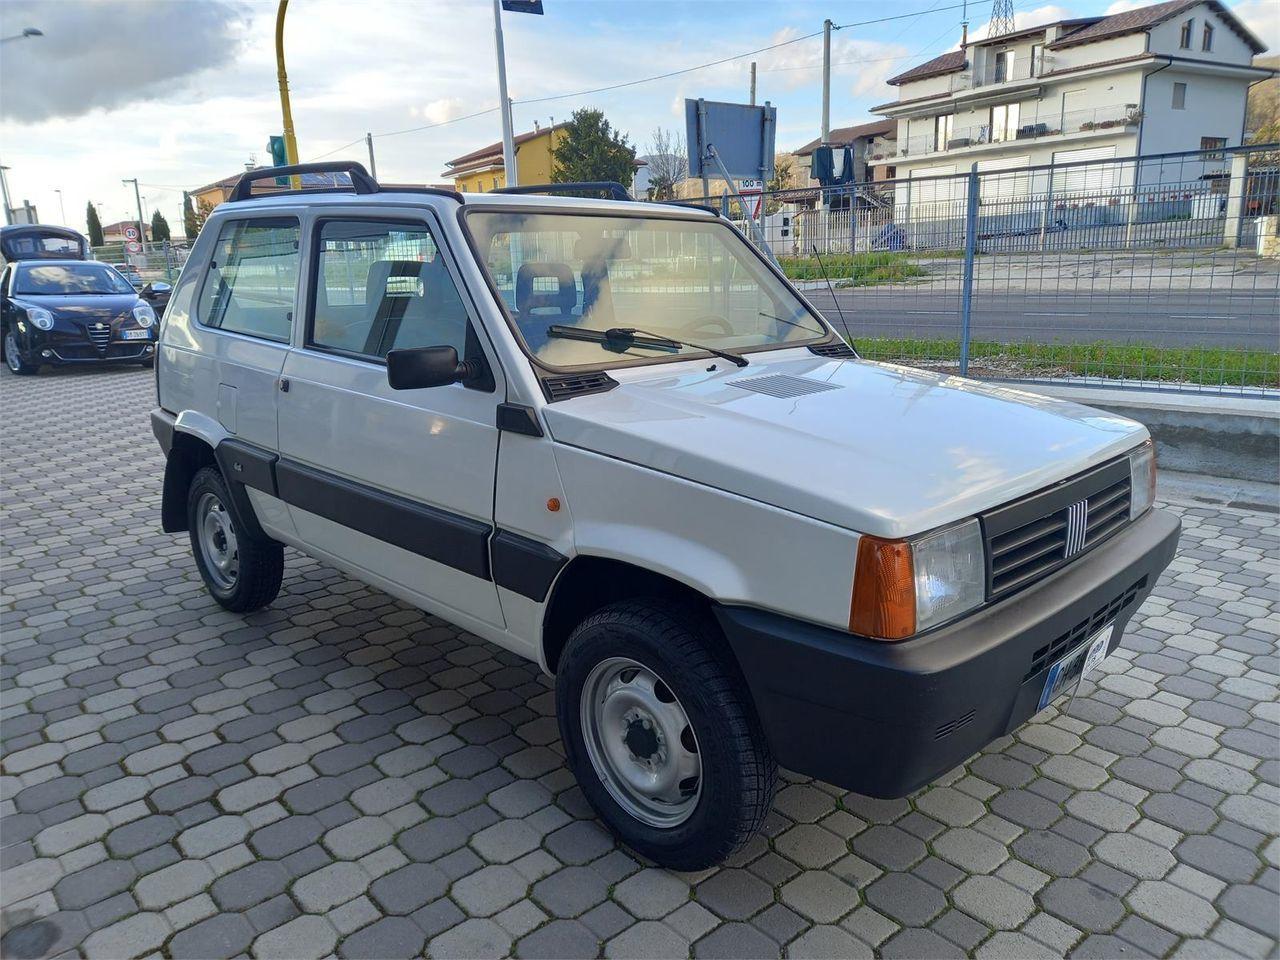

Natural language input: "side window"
[196,218,299,343]
[310,219,469,359]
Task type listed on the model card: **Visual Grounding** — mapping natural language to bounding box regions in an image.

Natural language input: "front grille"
[85,322,112,352]
[983,457,1132,599]
[1024,576,1147,680]
[542,371,618,402]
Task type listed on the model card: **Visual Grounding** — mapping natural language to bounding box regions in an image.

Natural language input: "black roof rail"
[229,161,379,203]
[493,181,632,202]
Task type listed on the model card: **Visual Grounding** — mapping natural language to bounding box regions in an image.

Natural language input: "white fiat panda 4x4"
[152,163,1180,870]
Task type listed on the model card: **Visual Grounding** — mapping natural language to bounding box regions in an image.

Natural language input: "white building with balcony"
[873,0,1270,210]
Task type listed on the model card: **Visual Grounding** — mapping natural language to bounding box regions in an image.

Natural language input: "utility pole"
[0,163,13,225]
[821,19,833,143]
[493,0,517,188]
[749,61,757,106]
[365,133,377,180]
[55,188,66,224]
[122,177,145,251]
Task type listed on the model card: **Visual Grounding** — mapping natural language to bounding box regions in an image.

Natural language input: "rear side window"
[197,218,299,343]
[309,219,469,359]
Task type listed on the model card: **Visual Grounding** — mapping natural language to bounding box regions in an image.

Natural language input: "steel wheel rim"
[580,656,702,828]
[5,333,20,373]
[196,491,239,591]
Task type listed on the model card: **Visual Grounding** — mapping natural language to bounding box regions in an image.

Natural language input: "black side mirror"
[140,283,155,299]
[386,345,480,390]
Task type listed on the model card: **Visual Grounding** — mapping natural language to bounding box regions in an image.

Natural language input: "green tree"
[85,201,104,247]
[551,108,636,188]
[183,192,200,239]
[150,210,172,243]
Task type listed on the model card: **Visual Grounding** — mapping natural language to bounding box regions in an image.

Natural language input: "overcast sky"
[1,0,1275,238]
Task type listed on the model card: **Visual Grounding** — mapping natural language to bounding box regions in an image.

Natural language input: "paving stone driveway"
[1,365,1277,960]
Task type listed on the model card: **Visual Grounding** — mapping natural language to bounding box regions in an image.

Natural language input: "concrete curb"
[1020,383,1279,484]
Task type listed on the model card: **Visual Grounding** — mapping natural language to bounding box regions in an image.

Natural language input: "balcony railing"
[894,104,1143,158]
[949,55,1053,92]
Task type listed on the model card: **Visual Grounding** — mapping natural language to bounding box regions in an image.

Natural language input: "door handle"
[278,378,290,392]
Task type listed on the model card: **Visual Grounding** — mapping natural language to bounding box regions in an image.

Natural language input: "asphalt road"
[804,289,1280,350]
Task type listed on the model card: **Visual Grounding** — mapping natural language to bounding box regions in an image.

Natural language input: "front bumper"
[12,325,155,366]
[715,507,1181,798]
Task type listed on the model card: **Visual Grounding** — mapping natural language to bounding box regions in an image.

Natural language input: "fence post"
[1039,160,1054,251]
[959,163,980,377]
[1223,151,1248,249]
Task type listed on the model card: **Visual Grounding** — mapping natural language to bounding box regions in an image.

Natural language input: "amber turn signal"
[849,535,916,640]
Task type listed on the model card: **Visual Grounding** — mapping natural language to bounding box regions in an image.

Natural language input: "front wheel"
[556,599,777,870]
[187,467,283,612]
[3,330,38,375]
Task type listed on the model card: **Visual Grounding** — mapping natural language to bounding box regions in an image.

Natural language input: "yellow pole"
[275,0,300,188]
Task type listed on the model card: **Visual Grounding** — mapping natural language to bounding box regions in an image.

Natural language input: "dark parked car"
[140,280,173,316]
[1,260,157,375]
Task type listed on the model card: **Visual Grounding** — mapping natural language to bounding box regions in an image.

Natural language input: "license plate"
[1038,624,1113,710]
[120,329,150,340]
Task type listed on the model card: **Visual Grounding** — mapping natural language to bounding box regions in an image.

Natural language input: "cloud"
[0,0,250,123]
[968,5,1076,41]
[416,98,466,125]
[1231,0,1280,51]
[1104,0,1147,13]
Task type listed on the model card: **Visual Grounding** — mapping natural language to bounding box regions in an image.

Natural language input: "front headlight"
[1128,439,1156,520]
[132,303,156,328]
[28,307,55,331]
[850,518,986,640]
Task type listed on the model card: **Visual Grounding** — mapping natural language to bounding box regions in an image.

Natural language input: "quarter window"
[309,219,469,359]
[196,218,299,342]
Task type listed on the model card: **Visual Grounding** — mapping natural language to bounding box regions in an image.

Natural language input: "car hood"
[12,293,139,319]
[541,351,1148,538]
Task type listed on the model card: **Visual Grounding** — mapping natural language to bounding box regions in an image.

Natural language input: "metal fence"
[91,240,190,281]
[680,143,1280,396]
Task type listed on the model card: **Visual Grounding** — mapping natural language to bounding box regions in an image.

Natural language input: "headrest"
[516,262,577,313]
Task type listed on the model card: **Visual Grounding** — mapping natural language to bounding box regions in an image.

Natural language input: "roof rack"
[229,161,379,202]
[493,181,633,202]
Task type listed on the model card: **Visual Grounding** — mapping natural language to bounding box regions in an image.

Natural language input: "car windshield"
[15,263,134,296]
[466,211,828,370]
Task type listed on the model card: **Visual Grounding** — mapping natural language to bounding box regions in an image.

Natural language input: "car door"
[276,209,506,628]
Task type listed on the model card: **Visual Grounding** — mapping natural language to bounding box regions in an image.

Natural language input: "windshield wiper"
[546,324,748,368]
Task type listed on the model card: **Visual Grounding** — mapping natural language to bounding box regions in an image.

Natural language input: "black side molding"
[215,439,279,497]
[496,403,543,437]
[275,459,492,580]
[491,530,568,601]
[150,408,176,455]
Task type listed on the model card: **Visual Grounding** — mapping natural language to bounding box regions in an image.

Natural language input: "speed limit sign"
[124,226,139,241]
[126,241,142,254]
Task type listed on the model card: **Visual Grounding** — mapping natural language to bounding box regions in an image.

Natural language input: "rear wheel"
[556,599,777,870]
[187,467,283,612]
[3,330,38,375]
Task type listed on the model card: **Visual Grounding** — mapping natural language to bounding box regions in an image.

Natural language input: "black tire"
[3,328,38,376]
[186,466,283,613]
[556,598,777,870]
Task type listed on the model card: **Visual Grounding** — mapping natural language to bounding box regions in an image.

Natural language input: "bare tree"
[644,128,688,200]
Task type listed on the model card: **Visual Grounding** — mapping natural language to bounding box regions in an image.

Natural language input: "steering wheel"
[680,314,734,337]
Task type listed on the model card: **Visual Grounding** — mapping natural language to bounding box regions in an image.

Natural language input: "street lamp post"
[0,164,13,226]
[275,1,301,189]
[0,26,43,43]
[122,178,146,259]
[55,188,66,224]
[492,1,517,188]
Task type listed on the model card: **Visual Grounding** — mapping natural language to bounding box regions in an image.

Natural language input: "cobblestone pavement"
[2,366,1278,960]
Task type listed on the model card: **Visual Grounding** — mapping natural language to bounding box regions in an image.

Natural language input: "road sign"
[126,241,142,254]
[738,179,764,218]
[685,99,776,182]
[501,0,543,12]
[123,226,139,241]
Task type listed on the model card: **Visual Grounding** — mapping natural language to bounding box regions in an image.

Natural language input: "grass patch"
[777,252,931,285]
[852,337,1280,389]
